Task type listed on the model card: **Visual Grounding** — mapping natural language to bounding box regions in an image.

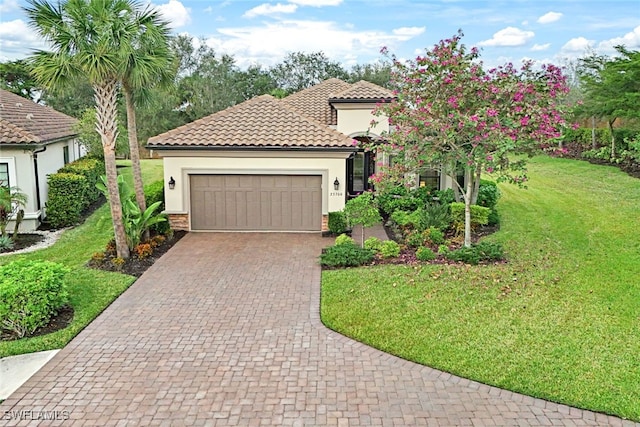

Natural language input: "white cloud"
[289,0,342,6]
[244,3,298,18]
[478,27,535,47]
[0,0,19,13]
[204,19,423,67]
[203,6,213,14]
[531,43,551,51]
[561,36,593,54]
[154,0,191,29]
[0,19,46,61]
[521,20,529,26]
[597,25,640,53]
[537,12,563,24]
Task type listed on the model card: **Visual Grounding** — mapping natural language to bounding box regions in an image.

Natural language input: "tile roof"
[147,95,355,149]
[281,78,352,126]
[329,80,395,102]
[0,89,78,145]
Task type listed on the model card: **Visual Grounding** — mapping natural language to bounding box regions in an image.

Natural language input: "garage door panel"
[191,175,321,231]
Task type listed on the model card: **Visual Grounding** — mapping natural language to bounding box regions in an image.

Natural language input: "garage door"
[190,175,322,231]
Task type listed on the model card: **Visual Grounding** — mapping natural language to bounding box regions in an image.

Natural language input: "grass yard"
[321,156,640,421]
[0,159,164,358]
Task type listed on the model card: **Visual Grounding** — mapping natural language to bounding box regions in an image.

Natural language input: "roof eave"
[146,144,357,152]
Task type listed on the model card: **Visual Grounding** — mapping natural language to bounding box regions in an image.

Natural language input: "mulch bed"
[0,234,45,253]
[87,230,187,277]
[552,143,640,179]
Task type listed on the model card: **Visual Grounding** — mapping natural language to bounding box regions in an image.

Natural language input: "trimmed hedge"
[328,211,348,235]
[0,260,69,338]
[58,157,105,207]
[144,180,169,235]
[45,173,88,228]
[450,202,490,229]
[320,242,374,267]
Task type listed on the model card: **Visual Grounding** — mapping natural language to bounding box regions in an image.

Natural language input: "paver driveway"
[1,233,636,426]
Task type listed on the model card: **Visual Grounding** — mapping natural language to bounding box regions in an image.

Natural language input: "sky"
[1,0,639,70]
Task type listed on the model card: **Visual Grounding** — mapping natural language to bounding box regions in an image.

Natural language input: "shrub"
[0,260,69,338]
[432,188,456,205]
[0,234,14,251]
[488,209,500,226]
[379,240,400,258]
[416,246,436,261]
[344,193,382,246]
[45,173,88,228]
[150,234,166,248]
[418,203,451,231]
[134,243,153,259]
[328,211,348,235]
[364,236,383,252]
[144,181,170,235]
[111,257,126,270]
[437,244,450,255]
[477,180,500,210]
[405,230,425,248]
[423,226,445,245]
[91,252,105,262]
[376,185,411,216]
[320,243,374,267]
[58,157,105,206]
[446,241,504,265]
[335,233,355,246]
[390,210,412,228]
[450,202,490,233]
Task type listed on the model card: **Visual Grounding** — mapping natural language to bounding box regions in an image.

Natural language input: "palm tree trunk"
[95,80,130,259]
[123,84,146,212]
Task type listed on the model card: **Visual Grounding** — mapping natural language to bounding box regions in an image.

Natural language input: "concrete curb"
[0,350,60,400]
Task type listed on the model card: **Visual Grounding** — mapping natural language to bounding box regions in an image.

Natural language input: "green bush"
[423,226,445,245]
[335,233,355,246]
[405,230,425,248]
[364,236,383,252]
[328,211,348,235]
[450,202,490,230]
[432,188,456,205]
[446,241,504,265]
[376,185,412,216]
[477,180,500,210]
[144,181,170,235]
[320,243,374,267]
[379,240,400,258]
[45,173,88,228]
[488,209,500,226]
[0,260,70,338]
[390,210,412,228]
[416,246,436,261]
[58,157,105,206]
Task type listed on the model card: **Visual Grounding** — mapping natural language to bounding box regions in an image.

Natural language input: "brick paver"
[1,233,636,426]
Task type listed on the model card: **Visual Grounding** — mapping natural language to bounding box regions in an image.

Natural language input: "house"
[147,78,452,233]
[0,89,84,231]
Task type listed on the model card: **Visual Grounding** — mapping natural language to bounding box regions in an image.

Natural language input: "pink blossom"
[487,109,497,117]
[520,116,530,126]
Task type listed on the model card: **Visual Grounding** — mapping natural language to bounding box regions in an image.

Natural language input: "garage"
[190,174,322,231]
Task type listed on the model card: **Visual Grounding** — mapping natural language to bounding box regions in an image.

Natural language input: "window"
[0,163,9,187]
[63,146,70,164]
[418,168,440,190]
[347,151,376,195]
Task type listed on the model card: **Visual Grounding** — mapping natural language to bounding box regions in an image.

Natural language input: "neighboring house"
[147,78,452,233]
[0,89,84,231]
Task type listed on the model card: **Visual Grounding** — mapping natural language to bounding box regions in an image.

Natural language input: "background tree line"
[0,35,392,157]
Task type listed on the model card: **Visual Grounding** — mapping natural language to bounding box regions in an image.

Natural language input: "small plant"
[134,243,153,259]
[344,192,382,246]
[335,233,355,246]
[91,252,105,263]
[416,246,436,261]
[390,210,412,228]
[0,260,69,338]
[364,236,383,252]
[379,240,400,258]
[423,226,445,246]
[437,244,450,255]
[320,243,374,267]
[328,211,348,235]
[0,234,15,251]
[446,241,505,265]
[111,257,126,270]
[150,234,166,248]
[475,241,505,262]
[405,230,425,248]
[105,239,117,255]
[450,202,490,234]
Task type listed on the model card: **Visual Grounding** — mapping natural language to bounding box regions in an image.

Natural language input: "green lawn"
[0,159,164,358]
[321,156,640,421]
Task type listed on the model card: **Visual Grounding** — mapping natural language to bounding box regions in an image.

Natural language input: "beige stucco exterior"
[334,103,389,138]
[158,150,352,231]
[1,138,84,231]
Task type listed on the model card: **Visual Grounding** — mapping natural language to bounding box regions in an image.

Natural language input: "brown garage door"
[190,175,322,231]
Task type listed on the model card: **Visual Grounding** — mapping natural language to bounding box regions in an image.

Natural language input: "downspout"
[32,146,47,214]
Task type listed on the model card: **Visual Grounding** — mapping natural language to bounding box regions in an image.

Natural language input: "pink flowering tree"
[370,31,570,247]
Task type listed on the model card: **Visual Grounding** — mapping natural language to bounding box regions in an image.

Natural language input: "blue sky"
[1,0,639,69]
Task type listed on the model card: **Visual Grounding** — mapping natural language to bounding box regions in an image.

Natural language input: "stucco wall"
[334,103,389,138]
[160,151,352,225]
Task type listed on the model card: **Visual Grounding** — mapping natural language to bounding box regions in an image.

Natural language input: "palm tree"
[0,186,27,238]
[121,6,173,214]
[25,0,155,259]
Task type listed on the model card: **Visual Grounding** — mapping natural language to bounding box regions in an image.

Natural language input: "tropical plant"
[0,186,27,238]
[25,0,160,259]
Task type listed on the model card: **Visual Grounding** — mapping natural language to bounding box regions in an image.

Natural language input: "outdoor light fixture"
[168,176,176,190]
[333,177,340,191]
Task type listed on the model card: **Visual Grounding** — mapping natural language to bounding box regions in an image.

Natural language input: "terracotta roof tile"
[0,89,78,145]
[281,78,352,126]
[147,95,355,149]
[329,80,395,102]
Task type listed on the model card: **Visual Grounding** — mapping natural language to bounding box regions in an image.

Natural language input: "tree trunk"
[95,80,130,259]
[470,165,481,205]
[608,118,616,160]
[464,168,472,248]
[123,85,146,212]
[591,116,596,150]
